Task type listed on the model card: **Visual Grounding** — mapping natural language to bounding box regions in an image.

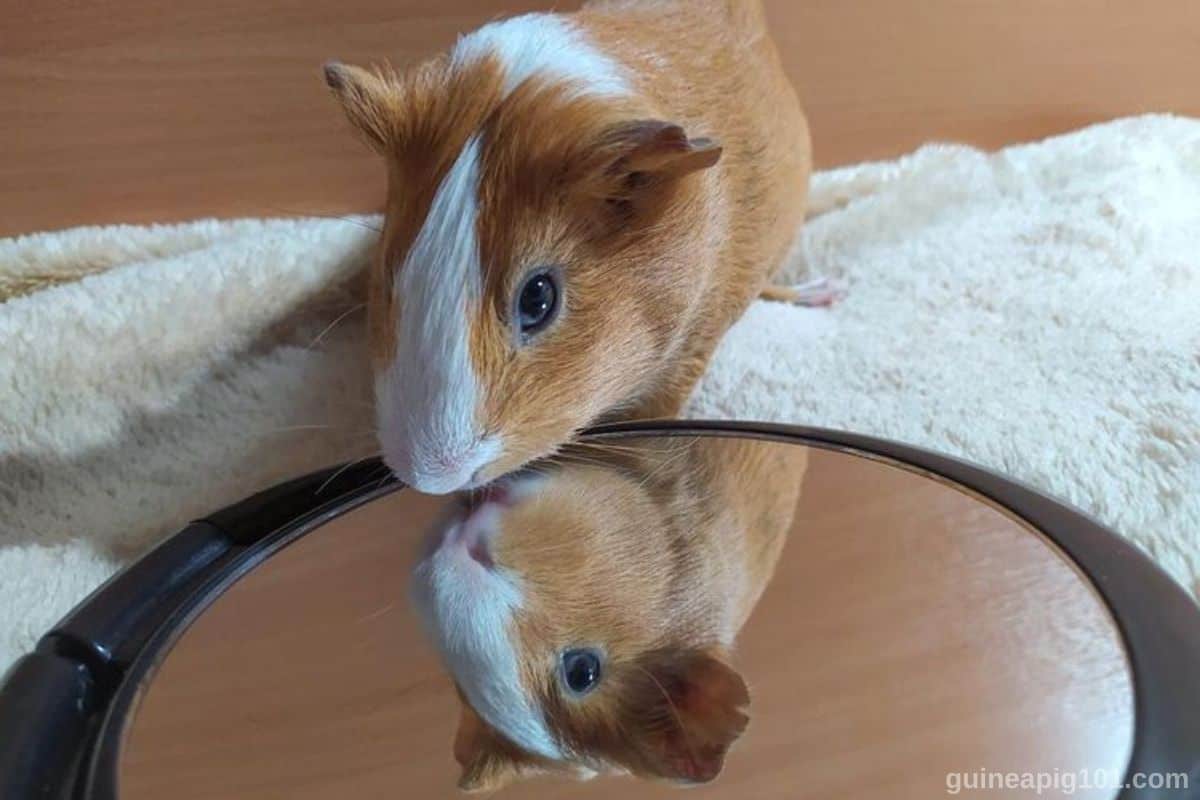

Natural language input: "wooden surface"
[3,1,1199,237]
[120,446,1134,799]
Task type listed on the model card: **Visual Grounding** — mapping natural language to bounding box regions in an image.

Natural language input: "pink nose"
[453,501,507,569]
[428,449,470,475]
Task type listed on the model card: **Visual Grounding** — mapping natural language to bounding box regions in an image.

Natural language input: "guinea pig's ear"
[625,647,750,784]
[322,60,398,153]
[453,696,545,792]
[605,120,722,182]
[585,120,720,229]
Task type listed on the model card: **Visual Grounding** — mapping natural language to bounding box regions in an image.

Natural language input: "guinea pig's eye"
[515,269,559,336]
[560,648,602,697]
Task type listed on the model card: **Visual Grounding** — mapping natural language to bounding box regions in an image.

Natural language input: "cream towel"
[2,115,1198,672]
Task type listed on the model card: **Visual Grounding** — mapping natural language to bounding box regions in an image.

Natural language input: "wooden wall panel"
[2,1,1198,236]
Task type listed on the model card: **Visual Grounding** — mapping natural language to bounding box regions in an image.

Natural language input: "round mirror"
[114,433,1133,799]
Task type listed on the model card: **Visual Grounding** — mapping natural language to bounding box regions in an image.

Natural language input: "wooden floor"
[4,1,1200,236]
[120,446,1133,799]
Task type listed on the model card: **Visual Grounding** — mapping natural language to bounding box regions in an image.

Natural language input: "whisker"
[633,437,697,490]
[571,439,654,455]
[316,453,377,495]
[248,425,381,447]
[545,452,617,471]
[261,206,385,234]
[357,602,396,624]
[308,303,367,349]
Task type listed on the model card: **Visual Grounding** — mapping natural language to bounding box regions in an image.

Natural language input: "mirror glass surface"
[119,435,1133,799]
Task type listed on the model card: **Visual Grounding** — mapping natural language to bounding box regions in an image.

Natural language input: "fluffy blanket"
[2,115,1198,672]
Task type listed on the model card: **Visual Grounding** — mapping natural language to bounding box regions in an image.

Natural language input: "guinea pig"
[324,0,812,494]
[410,435,808,790]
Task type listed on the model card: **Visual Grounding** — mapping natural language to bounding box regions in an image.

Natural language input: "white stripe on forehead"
[376,13,629,490]
[453,12,630,97]
[411,546,560,759]
[378,135,485,479]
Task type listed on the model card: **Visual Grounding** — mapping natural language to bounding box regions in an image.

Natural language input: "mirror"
[118,435,1133,798]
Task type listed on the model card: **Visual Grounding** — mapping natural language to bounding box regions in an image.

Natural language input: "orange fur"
[326,0,810,488]
[326,55,507,365]
[432,436,808,790]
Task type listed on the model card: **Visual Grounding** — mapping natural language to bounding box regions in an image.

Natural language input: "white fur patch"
[411,537,560,759]
[378,13,628,491]
[376,136,497,493]
[454,13,630,97]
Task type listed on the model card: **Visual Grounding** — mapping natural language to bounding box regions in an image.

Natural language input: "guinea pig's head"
[410,466,749,792]
[324,44,721,494]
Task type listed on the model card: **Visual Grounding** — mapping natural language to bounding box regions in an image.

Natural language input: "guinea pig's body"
[411,436,808,790]
[326,0,811,494]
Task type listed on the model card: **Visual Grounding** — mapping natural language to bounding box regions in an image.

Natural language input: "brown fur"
[439,436,807,790]
[575,0,811,417]
[325,0,810,486]
[326,55,507,365]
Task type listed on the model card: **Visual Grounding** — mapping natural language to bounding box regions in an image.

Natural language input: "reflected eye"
[515,270,559,336]
[560,648,602,696]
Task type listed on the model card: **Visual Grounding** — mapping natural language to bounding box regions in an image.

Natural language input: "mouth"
[424,470,540,569]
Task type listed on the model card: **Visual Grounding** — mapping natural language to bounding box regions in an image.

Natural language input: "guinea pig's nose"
[448,492,509,570]
[393,437,501,495]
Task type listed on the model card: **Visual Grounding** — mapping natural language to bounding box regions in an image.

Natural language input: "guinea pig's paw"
[759,276,845,308]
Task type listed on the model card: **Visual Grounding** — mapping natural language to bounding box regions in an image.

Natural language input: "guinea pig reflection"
[410,438,807,792]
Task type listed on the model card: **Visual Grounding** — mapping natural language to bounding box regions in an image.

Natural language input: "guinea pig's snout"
[384,436,502,495]
[459,510,497,569]
[430,492,512,570]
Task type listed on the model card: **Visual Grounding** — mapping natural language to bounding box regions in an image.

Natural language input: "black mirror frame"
[2,420,1198,799]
